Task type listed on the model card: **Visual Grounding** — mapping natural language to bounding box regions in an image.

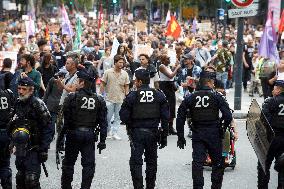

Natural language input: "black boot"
[168,122,177,135]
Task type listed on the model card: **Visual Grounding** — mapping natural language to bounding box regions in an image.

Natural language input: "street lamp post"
[0,1,3,21]
[147,0,151,34]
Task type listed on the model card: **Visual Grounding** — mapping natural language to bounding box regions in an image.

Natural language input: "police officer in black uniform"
[0,81,14,189]
[58,69,107,189]
[258,80,284,189]
[119,69,169,189]
[8,77,53,189]
[176,71,232,189]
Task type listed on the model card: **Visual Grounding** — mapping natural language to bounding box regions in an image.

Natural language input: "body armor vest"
[73,92,98,128]
[271,95,284,130]
[132,89,160,119]
[0,90,13,129]
[190,90,219,123]
[13,97,40,146]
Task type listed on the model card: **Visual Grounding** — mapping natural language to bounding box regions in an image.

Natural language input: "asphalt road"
[10,119,277,189]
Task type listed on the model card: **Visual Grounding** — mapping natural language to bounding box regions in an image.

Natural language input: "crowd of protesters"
[0,12,283,138]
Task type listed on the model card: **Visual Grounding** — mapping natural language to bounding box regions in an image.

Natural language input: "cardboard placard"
[135,22,147,32]
[136,44,151,56]
[0,22,6,33]
[198,22,212,32]
[167,49,177,66]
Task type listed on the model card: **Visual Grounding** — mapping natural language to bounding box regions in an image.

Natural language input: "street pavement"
[225,88,264,118]
[10,119,277,189]
[9,88,273,188]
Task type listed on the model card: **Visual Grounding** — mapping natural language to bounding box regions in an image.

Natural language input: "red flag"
[45,25,50,41]
[166,16,181,39]
[279,9,284,33]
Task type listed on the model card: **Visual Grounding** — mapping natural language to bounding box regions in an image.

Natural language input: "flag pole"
[103,29,106,50]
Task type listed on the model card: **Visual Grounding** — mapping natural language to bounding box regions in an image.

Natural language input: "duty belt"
[71,127,94,132]
[134,128,158,134]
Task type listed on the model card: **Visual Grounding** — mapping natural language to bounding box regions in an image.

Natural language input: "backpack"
[0,72,8,90]
[258,59,275,79]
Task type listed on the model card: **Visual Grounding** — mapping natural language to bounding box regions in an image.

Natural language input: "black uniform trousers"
[15,151,41,189]
[61,130,96,189]
[260,78,272,99]
[130,128,158,189]
[258,135,284,189]
[192,127,224,189]
[0,130,12,189]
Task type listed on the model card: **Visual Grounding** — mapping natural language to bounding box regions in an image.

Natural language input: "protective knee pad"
[25,173,40,189]
[16,171,25,188]
[81,162,96,189]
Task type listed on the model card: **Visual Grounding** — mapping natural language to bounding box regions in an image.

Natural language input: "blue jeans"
[106,101,122,134]
[216,72,228,89]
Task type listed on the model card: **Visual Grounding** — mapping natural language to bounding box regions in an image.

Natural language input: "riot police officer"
[58,69,107,189]
[8,77,53,189]
[0,81,14,189]
[119,69,169,189]
[258,80,284,188]
[176,71,232,189]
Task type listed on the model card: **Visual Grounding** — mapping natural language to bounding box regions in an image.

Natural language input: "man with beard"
[8,77,53,189]
[100,55,130,140]
[18,54,41,97]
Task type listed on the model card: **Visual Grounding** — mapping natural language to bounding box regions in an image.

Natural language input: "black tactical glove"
[177,137,186,149]
[39,151,48,163]
[97,142,106,154]
[159,137,167,149]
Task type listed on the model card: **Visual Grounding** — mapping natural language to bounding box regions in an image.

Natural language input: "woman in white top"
[277,59,284,81]
[98,47,113,77]
[159,54,181,135]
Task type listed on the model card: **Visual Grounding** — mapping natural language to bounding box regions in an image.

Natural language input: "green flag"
[73,16,83,50]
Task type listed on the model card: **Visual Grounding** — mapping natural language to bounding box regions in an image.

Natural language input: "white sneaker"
[112,134,122,140]
[107,131,113,139]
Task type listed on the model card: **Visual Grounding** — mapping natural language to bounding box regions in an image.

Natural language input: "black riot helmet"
[12,127,30,157]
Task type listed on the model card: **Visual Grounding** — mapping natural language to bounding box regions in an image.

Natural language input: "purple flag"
[191,17,197,34]
[61,5,73,36]
[258,11,280,64]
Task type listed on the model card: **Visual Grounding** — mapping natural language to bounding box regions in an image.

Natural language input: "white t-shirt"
[59,72,78,105]
[133,67,160,88]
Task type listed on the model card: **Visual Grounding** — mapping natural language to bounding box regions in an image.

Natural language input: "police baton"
[42,163,48,177]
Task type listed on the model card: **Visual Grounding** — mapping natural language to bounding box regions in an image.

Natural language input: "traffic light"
[113,0,117,4]
[224,0,231,3]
